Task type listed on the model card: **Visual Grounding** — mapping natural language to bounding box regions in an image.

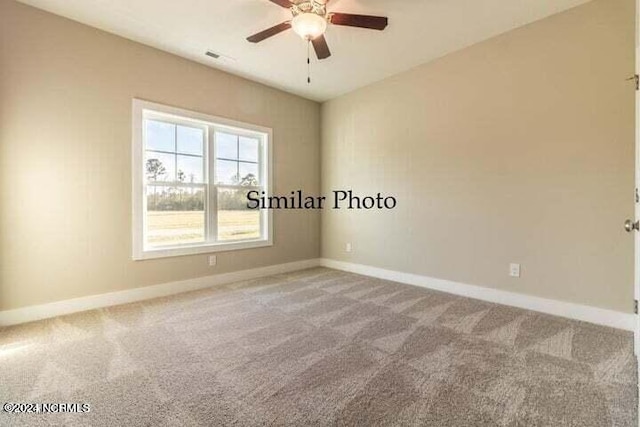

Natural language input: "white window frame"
[132,99,273,260]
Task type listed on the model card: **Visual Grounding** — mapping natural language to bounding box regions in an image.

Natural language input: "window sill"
[132,239,272,261]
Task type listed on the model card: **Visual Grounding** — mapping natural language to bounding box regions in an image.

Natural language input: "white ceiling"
[17,0,590,102]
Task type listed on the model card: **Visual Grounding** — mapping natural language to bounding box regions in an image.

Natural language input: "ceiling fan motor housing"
[291,1,327,18]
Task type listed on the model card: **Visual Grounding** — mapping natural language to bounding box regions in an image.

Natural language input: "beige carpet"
[1,268,637,426]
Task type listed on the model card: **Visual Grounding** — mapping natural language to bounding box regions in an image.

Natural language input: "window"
[132,99,272,260]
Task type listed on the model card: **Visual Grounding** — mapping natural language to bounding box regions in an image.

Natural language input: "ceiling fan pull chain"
[307,39,311,84]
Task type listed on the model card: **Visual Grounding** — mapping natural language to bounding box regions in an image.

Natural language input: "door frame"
[635,0,640,363]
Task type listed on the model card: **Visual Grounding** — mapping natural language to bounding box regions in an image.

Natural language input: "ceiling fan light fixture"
[291,13,327,40]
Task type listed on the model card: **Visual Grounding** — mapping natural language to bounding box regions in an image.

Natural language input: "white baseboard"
[320,258,635,332]
[2,257,633,332]
[0,258,321,327]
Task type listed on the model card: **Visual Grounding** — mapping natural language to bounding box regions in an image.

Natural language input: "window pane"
[239,162,259,186]
[216,132,238,159]
[146,186,205,247]
[217,188,260,241]
[177,125,204,155]
[145,152,175,182]
[145,120,175,152]
[177,155,204,183]
[239,137,259,162]
[216,159,238,185]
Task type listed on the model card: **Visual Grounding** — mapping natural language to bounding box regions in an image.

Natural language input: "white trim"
[131,98,274,261]
[132,100,145,260]
[0,259,320,327]
[133,239,274,260]
[3,257,632,331]
[133,99,273,136]
[320,258,635,332]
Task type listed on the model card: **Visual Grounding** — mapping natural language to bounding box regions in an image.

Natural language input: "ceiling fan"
[246,0,389,60]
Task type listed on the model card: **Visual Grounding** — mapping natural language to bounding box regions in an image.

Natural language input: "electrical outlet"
[208,255,217,267]
[509,263,520,278]
[346,243,352,253]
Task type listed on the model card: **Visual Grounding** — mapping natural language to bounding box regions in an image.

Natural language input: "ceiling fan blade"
[329,13,388,30]
[247,21,291,43]
[268,0,292,8]
[312,35,331,60]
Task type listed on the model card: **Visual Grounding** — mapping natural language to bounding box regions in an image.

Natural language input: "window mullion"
[208,126,218,243]
[202,126,209,244]
[259,139,266,240]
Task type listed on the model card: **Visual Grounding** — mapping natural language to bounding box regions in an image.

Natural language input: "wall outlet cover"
[509,263,521,278]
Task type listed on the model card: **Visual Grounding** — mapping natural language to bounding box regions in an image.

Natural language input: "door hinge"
[628,74,639,90]
[635,299,638,315]
[635,188,638,203]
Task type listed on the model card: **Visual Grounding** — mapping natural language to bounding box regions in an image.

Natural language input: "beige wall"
[322,0,636,313]
[0,0,321,311]
[1,0,635,315]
